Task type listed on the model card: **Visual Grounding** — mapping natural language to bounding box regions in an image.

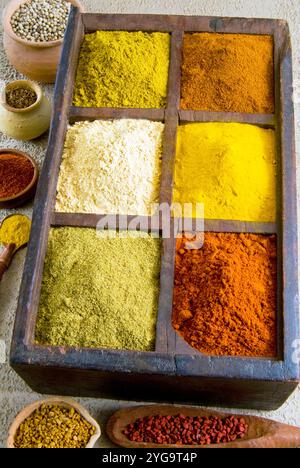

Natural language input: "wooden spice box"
[10,8,299,410]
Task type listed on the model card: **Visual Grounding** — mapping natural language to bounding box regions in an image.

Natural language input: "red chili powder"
[0,153,34,198]
[172,233,277,357]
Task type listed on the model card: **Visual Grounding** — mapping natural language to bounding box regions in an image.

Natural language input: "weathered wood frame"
[10,8,299,410]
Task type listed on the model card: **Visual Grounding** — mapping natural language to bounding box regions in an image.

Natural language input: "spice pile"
[172,233,277,357]
[0,215,31,249]
[11,0,70,42]
[0,153,34,198]
[35,228,161,351]
[73,31,170,108]
[180,33,274,113]
[173,122,276,222]
[123,414,248,445]
[14,404,95,448]
[55,119,164,215]
[6,87,37,109]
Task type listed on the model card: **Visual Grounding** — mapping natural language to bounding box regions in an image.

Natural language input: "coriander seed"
[10,0,71,43]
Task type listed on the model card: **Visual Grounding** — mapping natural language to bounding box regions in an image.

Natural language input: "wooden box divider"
[9,7,299,409]
[68,107,166,123]
[179,110,276,127]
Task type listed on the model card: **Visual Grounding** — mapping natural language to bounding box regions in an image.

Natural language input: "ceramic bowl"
[0,80,51,140]
[2,0,84,83]
[7,397,101,448]
[0,148,38,208]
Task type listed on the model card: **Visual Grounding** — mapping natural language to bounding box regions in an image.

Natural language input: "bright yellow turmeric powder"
[0,214,31,249]
[173,123,276,222]
[73,31,170,108]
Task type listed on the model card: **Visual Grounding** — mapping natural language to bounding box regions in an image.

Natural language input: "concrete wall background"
[0,0,299,448]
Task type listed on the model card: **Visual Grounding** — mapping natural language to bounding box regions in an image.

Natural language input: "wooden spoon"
[106,405,300,449]
[0,214,31,281]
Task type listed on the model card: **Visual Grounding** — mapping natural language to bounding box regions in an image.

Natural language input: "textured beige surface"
[0,0,299,448]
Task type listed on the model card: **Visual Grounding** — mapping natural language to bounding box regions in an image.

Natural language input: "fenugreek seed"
[14,404,96,449]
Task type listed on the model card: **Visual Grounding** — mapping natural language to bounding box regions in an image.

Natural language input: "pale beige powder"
[55,119,164,215]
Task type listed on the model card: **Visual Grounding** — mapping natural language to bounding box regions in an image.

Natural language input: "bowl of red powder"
[0,148,38,208]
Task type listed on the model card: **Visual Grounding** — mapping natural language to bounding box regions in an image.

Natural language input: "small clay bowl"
[2,0,84,83]
[7,397,101,448]
[0,80,51,140]
[0,148,38,209]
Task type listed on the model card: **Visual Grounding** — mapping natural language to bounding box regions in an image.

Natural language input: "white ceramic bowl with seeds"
[2,0,84,83]
[7,397,101,448]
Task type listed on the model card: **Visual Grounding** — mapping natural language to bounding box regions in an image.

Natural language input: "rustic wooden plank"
[158,30,182,208]
[69,106,165,123]
[12,361,297,410]
[179,110,276,127]
[166,31,183,110]
[10,7,84,348]
[12,342,295,387]
[177,16,217,32]
[82,13,181,32]
[82,14,282,35]
[273,26,284,360]
[52,212,162,232]
[159,114,178,207]
[156,236,176,354]
[278,25,299,367]
[203,220,277,234]
[213,17,284,35]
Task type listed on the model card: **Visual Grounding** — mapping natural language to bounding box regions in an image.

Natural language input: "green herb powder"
[35,228,161,351]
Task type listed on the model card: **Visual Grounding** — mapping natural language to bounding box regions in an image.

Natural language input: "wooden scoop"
[0,214,31,281]
[107,405,300,449]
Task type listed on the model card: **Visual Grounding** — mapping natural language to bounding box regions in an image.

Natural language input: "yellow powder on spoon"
[173,122,276,222]
[0,214,31,249]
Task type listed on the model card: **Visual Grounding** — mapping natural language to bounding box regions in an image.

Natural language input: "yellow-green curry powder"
[35,228,161,351]
[73,31,170,108]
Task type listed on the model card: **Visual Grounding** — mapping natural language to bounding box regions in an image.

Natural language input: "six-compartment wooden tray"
[10,8,299,410]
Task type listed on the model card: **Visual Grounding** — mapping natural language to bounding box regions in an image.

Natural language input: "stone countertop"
[0,0,299,448]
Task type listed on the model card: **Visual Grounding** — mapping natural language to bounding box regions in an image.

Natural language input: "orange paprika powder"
[180,33,274,113]
[172,233,277,357]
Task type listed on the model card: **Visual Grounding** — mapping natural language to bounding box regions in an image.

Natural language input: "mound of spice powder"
[0,214,31,249]
[0,153,34,198]
[172,233,277,357]
[14,404,96,448]
[173,122,276,222]
[55,119,164,215]
[180,33,274,113]
[35,228,161,351]
[73,31,170,108]
[124,414,248,445]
